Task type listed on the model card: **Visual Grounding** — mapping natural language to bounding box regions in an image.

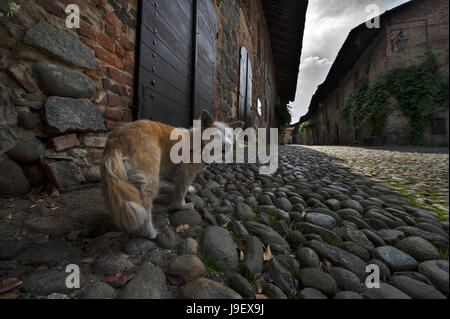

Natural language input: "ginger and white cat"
[100,110,243,239]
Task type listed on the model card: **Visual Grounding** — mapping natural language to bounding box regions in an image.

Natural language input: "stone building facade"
[215,0,276,128]
[295,0,449,146]
[0,0,307,196]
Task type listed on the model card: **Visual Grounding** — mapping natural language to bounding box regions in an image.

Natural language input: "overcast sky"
[289,0,410,124]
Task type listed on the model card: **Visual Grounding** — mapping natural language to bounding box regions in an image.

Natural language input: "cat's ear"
[200,110,214,128]
[230,121,244,129]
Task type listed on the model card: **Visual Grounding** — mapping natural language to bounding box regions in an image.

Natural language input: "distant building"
[283,126,295,144]
[296,0,449,146]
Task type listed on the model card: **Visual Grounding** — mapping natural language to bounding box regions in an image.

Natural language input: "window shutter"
[246,59,253,127]
[239,47,248,122]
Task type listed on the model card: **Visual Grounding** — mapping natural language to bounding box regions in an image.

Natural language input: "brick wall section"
[74,0,137,128]
[0,0,138,192]
[36,0,137,131]
[211,0,278,128]
[296,0,449,146]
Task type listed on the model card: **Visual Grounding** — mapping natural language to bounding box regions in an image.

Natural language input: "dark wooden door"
[193,0,217,120]
[136,0,217,128]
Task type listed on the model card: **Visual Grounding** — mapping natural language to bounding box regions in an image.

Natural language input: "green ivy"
[342,53,449,142]
[6,1,20,17]
[298,118,329,135]
[298,119,317,134]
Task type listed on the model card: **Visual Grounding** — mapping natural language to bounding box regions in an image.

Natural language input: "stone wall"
[0,0,281,197]
[296,0,449,146]
[0,0,137,196]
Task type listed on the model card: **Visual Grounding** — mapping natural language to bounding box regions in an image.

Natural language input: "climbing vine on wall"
[342,53,449,142]
[298,118,329,135]
[298,120,317,134]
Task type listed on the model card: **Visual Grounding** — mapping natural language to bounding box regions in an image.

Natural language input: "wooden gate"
[136,0,217,128]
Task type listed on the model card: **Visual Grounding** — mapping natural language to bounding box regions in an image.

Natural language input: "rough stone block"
[44,97,106,133]
[0,125,34,155]
[0,157,30,197]
[24,20,96,70]
[33,63,96,98]
[42,161,84,188]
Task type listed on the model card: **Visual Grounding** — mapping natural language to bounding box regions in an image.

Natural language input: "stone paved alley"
[0,145,448,299]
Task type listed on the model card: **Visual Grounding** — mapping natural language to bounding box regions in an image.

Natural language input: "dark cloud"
[290,0,410,123]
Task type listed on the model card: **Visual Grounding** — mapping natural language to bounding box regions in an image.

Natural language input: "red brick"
[36,0,65,18]
[105,10,120,28]
[49,134,80,151]
[79,38,95,50]
[104,106,123,120]
[104,107,133,122]
[60,0,88,12]
[119,35,134,51]
[129,0,138,9]
[117,85,124,96]
[105,120,122,131]
[115,0,129,10]
[122,110,133,122]
[78,21,97,42]
[88,0,106,15]
[105,23,118,39]
[97,32,115,53]
[88,0,103,6]
[88,150,104,164]
[84,70,99,82]
[83,136,107,148]
[96,63,105,77]
[94,47,123,69]
[107,67,134,87]
[125,51,134,63]
[107,94,129,108]
[123,61,134,75]
[115,43,125,58]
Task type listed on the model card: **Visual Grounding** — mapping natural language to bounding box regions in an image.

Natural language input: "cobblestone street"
[0,145,448,299]
[303,146,449,218]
